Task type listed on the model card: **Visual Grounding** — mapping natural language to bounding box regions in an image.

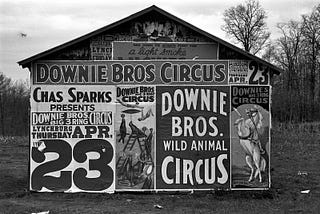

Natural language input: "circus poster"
[230,86,271,189]
[155,86,230,190]
[115,85,156,190]
[29,61,272,192]
[30,85,116,193]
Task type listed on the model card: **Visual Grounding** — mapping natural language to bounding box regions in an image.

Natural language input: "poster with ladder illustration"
[115,85,156,190]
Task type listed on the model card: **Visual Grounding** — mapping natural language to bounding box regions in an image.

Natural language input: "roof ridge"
[18,5,281,75]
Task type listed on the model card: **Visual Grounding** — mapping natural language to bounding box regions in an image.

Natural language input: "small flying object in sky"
[18,32,27,37]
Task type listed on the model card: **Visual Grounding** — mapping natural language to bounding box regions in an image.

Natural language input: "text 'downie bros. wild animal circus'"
[30,60,271,192]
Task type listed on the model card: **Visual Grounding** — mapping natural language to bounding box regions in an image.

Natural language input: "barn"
[18,5,280,193]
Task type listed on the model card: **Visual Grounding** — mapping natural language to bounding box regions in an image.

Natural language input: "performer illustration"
[234,106,266,182]
[115,86,156,189]
[234,106,265,154]
[138,108,154,121]
[118,114,127,144]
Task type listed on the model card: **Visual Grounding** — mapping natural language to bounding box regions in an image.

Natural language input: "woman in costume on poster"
[234,106,266,183]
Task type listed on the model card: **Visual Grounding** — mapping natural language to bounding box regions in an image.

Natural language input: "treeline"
[0,73,29,136]
[263,4,320,122]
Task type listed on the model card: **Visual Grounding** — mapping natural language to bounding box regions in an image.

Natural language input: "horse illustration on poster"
[234,106,266,183]
[231,103,270,189]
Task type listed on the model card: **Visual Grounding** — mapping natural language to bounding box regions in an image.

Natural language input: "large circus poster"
[29,60,271,192]
[230,86,271,189]
[30,84,116,193]
[155,86,230,190]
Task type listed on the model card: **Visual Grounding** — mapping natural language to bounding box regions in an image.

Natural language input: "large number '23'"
[31,139,114,191]
[248,61,268,85]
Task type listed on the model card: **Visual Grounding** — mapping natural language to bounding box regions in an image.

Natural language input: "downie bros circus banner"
[30,60,271,192]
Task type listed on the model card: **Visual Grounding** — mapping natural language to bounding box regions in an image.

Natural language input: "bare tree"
[264,3,320,122]
[0,73,12,136]
[301,4,320,112]
[262,43,277,64]
[276,21,304,121]
[222,0,270,55]
[0,73,30,136]
[275,21,302,87]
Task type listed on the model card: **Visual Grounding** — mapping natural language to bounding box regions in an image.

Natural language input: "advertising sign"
[115,85,156,190]
[33,60,228,85]
[156,86,230,190]
[30,60,271,192]
[113,42,218,60]
[229,61,269,85]
[90,35,113,60]
[30,85,116,192]
[230,86,270,189]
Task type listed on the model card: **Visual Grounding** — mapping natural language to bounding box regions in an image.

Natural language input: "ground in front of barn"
[0,123,320,214]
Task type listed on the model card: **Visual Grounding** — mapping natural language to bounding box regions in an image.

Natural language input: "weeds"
[0,136,28,145]
[0,125,319,213]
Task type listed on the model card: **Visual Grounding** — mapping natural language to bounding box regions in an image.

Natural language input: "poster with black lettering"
[29,61,272,193]
[115,86,156,190]
[33,60,228,85]
[230,86,270,189]
[30,85,116,192]
[229,61,269,85]
[156,86,230,190]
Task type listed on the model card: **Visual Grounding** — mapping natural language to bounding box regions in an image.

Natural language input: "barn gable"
[18,5,280,76]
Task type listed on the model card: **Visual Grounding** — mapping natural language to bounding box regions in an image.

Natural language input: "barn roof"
[18,5,281,75]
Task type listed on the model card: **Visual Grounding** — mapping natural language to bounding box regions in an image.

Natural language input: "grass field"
[0,123,319,214]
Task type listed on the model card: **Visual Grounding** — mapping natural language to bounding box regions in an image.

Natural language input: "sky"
[0,0,319,81]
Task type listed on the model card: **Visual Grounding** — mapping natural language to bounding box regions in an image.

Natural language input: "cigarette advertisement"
[113,42,218,60]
